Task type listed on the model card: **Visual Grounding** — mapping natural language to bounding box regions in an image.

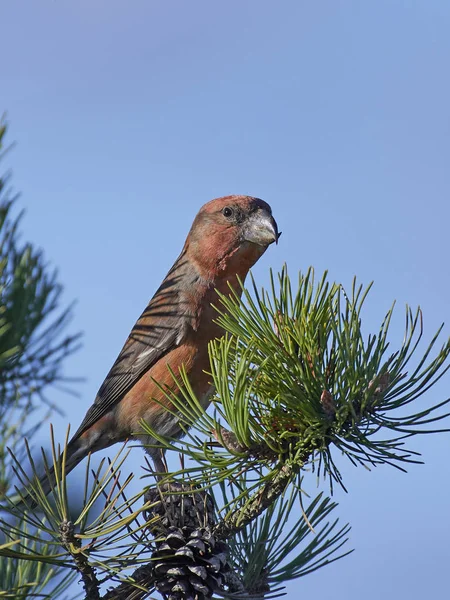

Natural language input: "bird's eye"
[222,206,234,219]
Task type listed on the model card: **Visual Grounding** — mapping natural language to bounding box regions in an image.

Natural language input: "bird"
[20,195,279,504]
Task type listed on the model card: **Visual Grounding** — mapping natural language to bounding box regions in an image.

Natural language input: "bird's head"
[185,195,280,281]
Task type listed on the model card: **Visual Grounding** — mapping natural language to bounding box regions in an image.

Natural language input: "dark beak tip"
[276,231,282,245]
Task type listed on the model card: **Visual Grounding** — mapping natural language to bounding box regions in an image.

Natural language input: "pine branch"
[0,117,82,598]
[214,463,298,540]
[3,263,450,599]
[101,564,154,600]
[59,519,100,600]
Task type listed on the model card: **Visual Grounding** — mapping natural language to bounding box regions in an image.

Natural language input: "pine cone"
[152,526,229,600]
[145,483,216,532]
[145,483,232,600]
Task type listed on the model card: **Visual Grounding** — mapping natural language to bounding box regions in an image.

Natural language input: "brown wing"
[72,252,195,441]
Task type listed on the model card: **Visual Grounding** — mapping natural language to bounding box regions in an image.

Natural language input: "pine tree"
[1,120,450,600]
[0,118,81,599]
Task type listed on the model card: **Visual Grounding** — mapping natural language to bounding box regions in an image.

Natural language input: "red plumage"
[36,195,279,498]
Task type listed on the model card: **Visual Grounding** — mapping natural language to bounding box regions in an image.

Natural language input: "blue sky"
[2,1,450,598]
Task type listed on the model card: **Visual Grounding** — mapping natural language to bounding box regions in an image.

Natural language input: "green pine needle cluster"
[0,119,81,599]
[4,432,152,586]
[142,268,450,489]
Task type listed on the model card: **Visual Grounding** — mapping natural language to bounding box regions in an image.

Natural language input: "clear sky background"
[2,1,450,598]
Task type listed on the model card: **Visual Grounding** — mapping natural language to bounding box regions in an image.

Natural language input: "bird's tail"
[12,437,88,511]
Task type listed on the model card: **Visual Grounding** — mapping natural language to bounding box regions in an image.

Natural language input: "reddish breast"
[115,283,218,433]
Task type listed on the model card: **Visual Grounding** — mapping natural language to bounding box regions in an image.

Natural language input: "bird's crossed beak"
[243,208,280,247]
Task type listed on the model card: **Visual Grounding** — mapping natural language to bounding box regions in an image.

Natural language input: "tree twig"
[214,462,298,539]
[101,564,154,600]
[59,520,100,600]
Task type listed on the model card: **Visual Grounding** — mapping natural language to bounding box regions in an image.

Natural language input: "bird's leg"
[152,448,168,480]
